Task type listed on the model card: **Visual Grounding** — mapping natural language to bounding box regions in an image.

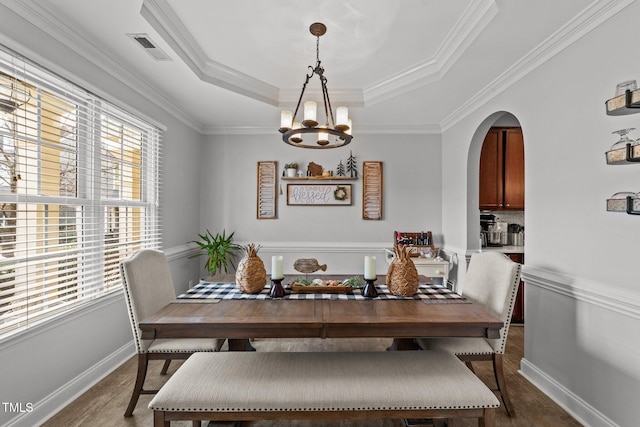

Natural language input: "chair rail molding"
[522,265,640,319]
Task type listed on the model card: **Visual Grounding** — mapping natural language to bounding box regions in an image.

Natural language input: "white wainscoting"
[520,266,640,427]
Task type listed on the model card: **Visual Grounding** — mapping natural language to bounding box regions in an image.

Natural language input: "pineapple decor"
[235,243,267,294]
[386,246,419,296]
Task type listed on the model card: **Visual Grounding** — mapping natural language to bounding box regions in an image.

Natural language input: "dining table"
[139,274,503,351]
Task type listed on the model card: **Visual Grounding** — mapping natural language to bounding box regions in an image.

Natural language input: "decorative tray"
[290,284,352,294]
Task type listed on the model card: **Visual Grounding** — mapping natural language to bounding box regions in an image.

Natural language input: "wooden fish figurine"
[293,258,327,273]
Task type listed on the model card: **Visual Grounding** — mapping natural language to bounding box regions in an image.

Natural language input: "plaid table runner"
[177,281,467,303]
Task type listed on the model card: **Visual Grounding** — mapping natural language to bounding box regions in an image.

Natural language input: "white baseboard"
[519,358,617,427]
[5,341,135,427]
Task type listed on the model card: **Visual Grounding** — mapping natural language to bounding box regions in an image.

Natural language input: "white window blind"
[0,45,162,338]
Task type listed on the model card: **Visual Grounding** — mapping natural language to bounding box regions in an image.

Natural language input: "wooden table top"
[139,275,503,344]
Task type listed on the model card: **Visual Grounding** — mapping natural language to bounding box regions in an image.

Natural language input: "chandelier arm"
[320,76,335,128]
[291,71,314,123]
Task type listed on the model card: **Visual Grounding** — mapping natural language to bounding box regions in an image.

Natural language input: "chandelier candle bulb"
[303,101,318,127]
[317,127,329,146]
[346,119,352,135]
[364,256,376,280]
[335,106,350,131]
[271,256,284,280]
[280,110,293,131]
[291,122,303,143]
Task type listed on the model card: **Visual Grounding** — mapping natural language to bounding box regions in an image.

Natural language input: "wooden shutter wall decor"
[257,161,278,219]
[362,161,383,220]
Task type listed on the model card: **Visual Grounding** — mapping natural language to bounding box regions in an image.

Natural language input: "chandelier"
[278,23,352,149]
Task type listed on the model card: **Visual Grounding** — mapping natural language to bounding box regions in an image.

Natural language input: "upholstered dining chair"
[120,249,225,417]
[416,251,521,416]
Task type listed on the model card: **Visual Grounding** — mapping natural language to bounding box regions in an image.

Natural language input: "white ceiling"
[7,0,614,134]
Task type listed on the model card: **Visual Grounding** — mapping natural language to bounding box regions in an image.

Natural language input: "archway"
[466,112,523,251]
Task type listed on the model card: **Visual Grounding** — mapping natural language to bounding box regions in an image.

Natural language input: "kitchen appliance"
[487,221,508,246]
[480,214,495,247]
[508,223,524,246]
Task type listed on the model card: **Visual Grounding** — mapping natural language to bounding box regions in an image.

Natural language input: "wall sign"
[287,184,352,206]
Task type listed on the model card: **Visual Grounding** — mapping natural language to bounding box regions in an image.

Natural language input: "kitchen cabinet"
[506,253,524,324]
[479,128,524,210]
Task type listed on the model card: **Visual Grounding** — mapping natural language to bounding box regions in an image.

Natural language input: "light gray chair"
[120,249,225,417]
[416,251,521,416]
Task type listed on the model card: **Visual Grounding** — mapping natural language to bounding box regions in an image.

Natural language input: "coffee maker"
[480,213,495,247]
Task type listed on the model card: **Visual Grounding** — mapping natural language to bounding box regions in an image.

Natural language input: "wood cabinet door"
[506,253,525,324]
[503,128,525,209]
[479,128,503,210]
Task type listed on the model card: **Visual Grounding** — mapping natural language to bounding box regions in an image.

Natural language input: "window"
[0,46,162,339]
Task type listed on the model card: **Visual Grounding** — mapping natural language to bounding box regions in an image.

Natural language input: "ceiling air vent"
[127,33,171,61]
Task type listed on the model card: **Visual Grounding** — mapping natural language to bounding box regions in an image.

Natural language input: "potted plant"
[284,162,299,177]
[191,229,241,279]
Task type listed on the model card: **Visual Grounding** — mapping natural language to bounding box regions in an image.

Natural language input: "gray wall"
[200,132,443,276]
[441,3,640,426]
[0,5,204,426]
[1,1,639,426]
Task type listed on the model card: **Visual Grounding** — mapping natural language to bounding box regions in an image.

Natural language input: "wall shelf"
[605,87,640,215]
[282,176,357,181]
[606,196,640,215]
[605,143,640,164]
[606,89,640,116]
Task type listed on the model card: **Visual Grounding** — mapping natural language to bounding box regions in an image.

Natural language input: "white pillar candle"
[336,106,349,128]
[303,101,317,123]
[280,110,293,130]
[271,256,284,279]
[364,256,376,280]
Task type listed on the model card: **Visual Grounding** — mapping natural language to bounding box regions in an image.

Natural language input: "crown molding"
[364,0,498,105]
[141,0,280,106]
[201,123,440,136]
[2,0,204,133]
[142,0,497,108]
[439,0,636,131]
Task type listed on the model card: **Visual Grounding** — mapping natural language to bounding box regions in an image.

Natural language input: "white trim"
[200,123,442,136]
[364,0,498,105]
[141,0,498,109]
[519,358,617,427]
[164,242,199,261]
[235,241,389,254]
[522,265,640,319]
[0,2,180,132]
[440,0,636,131]
[5,341,134,427]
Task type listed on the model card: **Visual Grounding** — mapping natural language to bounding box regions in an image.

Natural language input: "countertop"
[480,245,524,254]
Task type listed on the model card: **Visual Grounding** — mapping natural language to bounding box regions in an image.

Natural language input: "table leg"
[387,338,419,351]
[227,339,257,351]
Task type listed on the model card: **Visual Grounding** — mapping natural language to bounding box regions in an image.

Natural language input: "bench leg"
[480,408,496,427]
[153,410,169,427]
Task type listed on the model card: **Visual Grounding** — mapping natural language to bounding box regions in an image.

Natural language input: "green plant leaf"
[190,229,241,275]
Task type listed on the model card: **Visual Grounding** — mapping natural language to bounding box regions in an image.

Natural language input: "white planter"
[286,168,298,177]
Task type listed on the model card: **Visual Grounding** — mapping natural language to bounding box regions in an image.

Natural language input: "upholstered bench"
[149,350,500,427]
